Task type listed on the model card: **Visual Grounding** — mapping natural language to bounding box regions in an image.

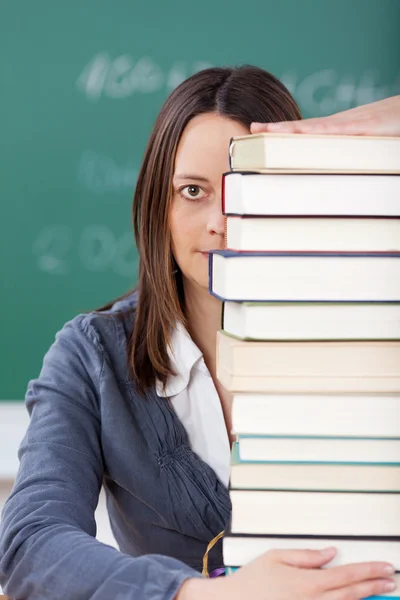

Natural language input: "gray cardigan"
[0,291,231,599]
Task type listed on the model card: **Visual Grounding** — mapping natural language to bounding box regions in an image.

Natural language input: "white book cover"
[230,490,400,536]
[223,535,400,570]
[223,172,400,216]
[232,394,400,437]
[222,301,400,340]
[237,436,400,464]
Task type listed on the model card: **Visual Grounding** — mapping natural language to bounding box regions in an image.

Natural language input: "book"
[222,301,400,341]
[222,172,400,216]
[229,490,400,536]
[216,330,400,393]
[228,133,400,173]
[223,531,400,569]
[231,394,400,437]
[209,250,400,302]
[225,216,400,252]
[237,436,400,465]
[230,447,400,493]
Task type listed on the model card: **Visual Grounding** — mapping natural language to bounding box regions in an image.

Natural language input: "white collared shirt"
[155,322,231,488]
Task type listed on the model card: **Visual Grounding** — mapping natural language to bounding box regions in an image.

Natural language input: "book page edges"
[216,365,400,394]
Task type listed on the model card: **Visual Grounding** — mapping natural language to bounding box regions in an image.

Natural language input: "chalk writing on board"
[33,225,138,278]
[77,53,400,116]
[79,225,117,271]
[32,225,72,275]
[78,150,138,194]
[285,68,400,116]
[76,54,213,101]
[111,231,137,278]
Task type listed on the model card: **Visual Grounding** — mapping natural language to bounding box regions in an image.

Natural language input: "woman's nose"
[206,197,225,236]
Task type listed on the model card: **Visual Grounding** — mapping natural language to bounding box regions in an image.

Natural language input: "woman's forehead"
[174,114,248,173]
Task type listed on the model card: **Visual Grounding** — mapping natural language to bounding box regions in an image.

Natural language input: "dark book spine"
[228,137,234,171]
[222,172,226,214]
[208,253,213,295]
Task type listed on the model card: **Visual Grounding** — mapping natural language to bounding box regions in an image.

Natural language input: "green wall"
[1,0,399,400]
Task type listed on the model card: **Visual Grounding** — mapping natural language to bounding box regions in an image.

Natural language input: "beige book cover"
[216,331,400,393]
[229,133,400,173]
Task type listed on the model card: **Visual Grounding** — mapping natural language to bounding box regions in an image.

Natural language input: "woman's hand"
[251,95,400,137]
[177,547,396,600]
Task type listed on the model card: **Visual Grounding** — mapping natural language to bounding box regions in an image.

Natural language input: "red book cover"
[222,171,226,214]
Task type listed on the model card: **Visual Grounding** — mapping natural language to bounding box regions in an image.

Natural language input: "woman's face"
[170,112,248,292]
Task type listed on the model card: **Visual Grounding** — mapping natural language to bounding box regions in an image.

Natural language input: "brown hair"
[96,65,302,396]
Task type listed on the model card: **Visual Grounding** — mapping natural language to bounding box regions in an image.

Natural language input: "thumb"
[269,546,337,569]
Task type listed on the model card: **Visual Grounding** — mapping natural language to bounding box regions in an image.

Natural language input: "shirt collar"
[155,321,203,398]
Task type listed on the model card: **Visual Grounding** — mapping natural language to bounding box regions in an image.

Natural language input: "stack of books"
[209,133,400,595]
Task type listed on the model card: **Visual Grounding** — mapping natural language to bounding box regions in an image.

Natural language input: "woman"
[0,66,397,600]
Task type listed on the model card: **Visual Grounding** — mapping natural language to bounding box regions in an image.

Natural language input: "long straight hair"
[96,65,302,396]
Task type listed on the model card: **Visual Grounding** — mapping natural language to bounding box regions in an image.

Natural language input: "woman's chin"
[183,272,211,293]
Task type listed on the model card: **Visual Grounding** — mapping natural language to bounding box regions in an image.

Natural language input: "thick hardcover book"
[231,394,400,437]
[222,518,400,569]
[216,330,400,393]
[230,441,400,492]
[230,490,400,536]
[222,172,400,216]
[225,216,400,252]
[228,133,400,173]
[222,300,400,341]
[209,250,400,302]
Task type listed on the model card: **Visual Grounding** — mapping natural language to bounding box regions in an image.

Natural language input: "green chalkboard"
[1,0,399,400]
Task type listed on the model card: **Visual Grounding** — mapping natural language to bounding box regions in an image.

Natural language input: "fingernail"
[320,547,336,558]
[384,564,395,575]
[384,581,396,592]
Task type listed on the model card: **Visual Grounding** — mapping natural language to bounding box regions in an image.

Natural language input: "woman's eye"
[180,185,206,201]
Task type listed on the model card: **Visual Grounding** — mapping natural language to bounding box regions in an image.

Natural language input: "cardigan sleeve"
[0,316,202,600]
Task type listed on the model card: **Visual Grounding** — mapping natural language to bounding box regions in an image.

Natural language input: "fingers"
[316,561,396,591]
[250,119,324,134]
[267,546,337,568]
[323,577,397,600]
[250,117,368,135]
[250,95,400,136]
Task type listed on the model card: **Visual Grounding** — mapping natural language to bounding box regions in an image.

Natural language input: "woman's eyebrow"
[173,173,210,182]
